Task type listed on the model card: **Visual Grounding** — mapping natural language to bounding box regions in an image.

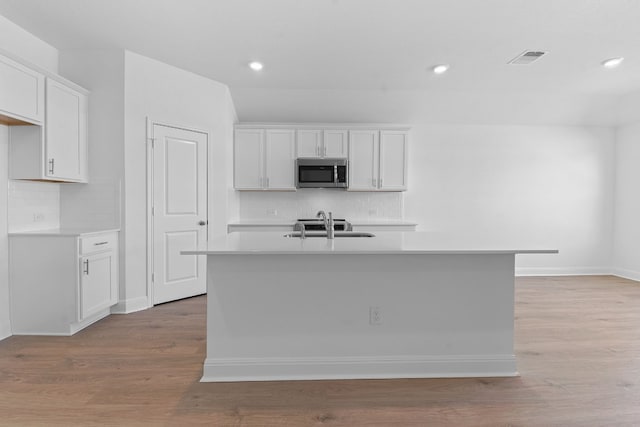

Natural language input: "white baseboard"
[201,354,517,382]
[611,268,640,282]
[0,329,10,342]
[515,266,611,277]
[111,296,150,314]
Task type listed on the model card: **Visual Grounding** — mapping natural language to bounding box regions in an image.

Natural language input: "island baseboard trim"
[612,268,640,282]
[515,266,610,276]
[201,354,517,382]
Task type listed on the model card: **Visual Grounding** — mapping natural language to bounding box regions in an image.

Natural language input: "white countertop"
[227,219,418,226]
[183,231,558,255]
[9,228,120,237]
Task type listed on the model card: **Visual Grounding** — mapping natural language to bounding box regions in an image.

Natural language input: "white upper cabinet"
[296,129,322,157]
[265,129,296,190]
[348,130,379,191]
[45,78,88,181]
[234,129,264,189]
[9,78,88,183]
[235,125,407,192]
[296,129,348,158]
[323,130,348,157]
[379,130,408,191]
[349,130,408,192]
[234,128,296,191]
[0,54,45,125]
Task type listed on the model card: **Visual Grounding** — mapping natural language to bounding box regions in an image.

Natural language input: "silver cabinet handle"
[83,259,89,275]
[266,177,270,187]
[324,145,327,157]
[48,158,55,174]
[94,241,108,246]
[372,178,376,187]
[379,178,383,188]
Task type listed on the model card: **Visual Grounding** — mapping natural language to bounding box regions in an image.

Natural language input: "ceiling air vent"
[508,50,547,65]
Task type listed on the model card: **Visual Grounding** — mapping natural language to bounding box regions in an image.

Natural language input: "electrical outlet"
[368,208,378,216]
[369,306,382,325]
[266,208,278,217]
[33,213,45,222]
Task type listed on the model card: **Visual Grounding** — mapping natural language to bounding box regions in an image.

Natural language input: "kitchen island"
[183,232,557,382]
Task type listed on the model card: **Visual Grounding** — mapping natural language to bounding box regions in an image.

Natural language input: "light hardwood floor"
[1,275,639,426]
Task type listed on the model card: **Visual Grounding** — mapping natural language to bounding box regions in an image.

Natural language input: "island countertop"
[182,231,558,255]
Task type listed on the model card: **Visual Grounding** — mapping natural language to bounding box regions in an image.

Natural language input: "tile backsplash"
[239,190,403,220]
[8,181,60,232]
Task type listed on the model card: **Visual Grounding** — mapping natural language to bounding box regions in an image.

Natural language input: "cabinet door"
[0,54,45,124]
[234,129,264,189]
[323,130,348,158]
[265,129,296,190]
[379,131,408,191]
[45,78,87,181]
[296,129,321,158]
[348,130,379,191]
[80,251,117,320]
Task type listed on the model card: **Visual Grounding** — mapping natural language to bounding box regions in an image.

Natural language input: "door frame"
[146,117,210,307]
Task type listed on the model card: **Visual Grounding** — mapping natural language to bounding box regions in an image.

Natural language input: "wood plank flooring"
[1,275,639,426]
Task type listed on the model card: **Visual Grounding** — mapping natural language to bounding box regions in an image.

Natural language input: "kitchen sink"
[284,231,375,238]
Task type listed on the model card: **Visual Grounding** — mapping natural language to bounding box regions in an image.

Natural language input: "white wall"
[59,49,125,231]
[58,49,127,311]
[238,191,403,221]
[404,125,616,275]
[123,50,236,307]
[0,125,11,339]
[0,14,58,73]
[612,123,640,280]
[58,49,237,312]
[0,14,60,340]
[8,181,60,232]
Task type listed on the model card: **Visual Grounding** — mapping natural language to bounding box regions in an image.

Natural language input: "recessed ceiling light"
[432,64,449,75]
[602,57,624,69]
[249,61,263,71]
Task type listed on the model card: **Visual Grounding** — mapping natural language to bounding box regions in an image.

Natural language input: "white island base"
[185,232,557,382]
[201,254,524,381]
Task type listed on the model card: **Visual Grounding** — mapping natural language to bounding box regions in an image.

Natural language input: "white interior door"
[152,124,207,305]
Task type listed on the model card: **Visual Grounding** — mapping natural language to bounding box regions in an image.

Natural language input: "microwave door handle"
[334,164,338,187]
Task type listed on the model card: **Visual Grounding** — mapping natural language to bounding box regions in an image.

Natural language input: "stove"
[294,218,351,231]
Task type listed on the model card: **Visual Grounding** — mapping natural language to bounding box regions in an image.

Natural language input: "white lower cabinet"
[9,230,119,335]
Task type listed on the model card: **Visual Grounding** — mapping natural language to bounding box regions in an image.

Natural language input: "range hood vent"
[508,50,547,65]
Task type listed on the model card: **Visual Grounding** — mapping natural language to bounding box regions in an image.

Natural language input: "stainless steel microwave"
[296,158,348,189]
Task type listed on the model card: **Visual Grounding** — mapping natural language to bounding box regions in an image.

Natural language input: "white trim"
[0,330,11,341]
[111,296,150,314]
[611,268,640,282]
[201,354,517,382]
[146,117,154,308]
[236,123,411,131]
[515,266,612,277]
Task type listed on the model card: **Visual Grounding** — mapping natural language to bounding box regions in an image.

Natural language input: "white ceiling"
[1,0,639,125]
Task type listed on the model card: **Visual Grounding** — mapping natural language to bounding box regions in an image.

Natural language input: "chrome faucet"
[316,210,334,239]
[299,223,306,239]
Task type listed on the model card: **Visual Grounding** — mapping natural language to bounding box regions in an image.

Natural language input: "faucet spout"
[316,210,334,239]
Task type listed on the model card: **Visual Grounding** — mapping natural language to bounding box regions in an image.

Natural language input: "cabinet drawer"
[80,232,117,255]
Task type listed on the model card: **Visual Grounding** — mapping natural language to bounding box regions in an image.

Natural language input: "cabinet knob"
[198,220,207,226]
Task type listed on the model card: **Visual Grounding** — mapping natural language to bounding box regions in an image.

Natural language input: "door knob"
[198,220,207,226]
